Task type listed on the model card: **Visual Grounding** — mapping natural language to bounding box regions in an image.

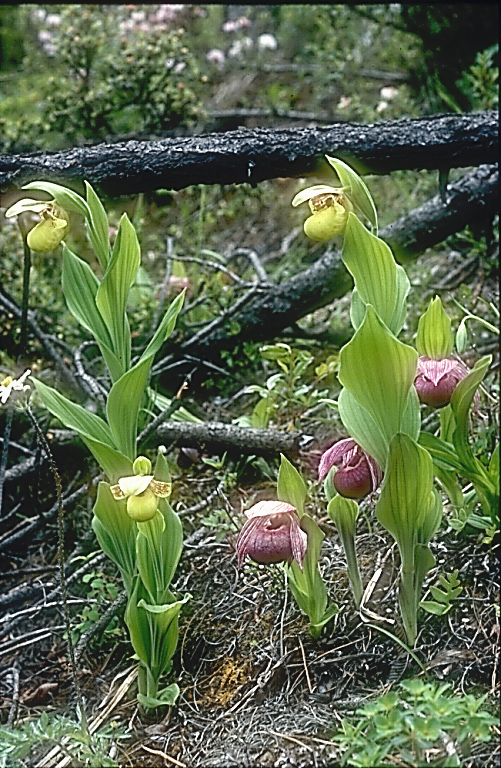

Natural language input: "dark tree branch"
[162,163,498,365]
[0,112,497,197]
[157,421,305,459]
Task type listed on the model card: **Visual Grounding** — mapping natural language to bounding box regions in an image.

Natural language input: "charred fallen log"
[0,112,497,197]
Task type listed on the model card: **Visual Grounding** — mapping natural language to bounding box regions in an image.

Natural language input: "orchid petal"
[118,474,153,496]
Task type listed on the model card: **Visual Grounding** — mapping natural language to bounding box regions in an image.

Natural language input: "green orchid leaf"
[22,181,90,219]
[106,356,151,460]
[401,385,421,443]
[391,265,412,337]
[96,213,141,373]
[136,498,182,603]
[439,405,456,444]
[33,379,131,480]
[417,488,443,545]
[376,433,437,566]
[418,432,462,472]
[339,305,419,457]
[33,378,113,446]
[414,541,438,610]
[154,449,172,484]
[338,388,387,469]
[140,288,185,364]
[81,435,133,483]
[328,495,363,607]
[349,288,366,330]
[125,578,151,667]
[136,511,167,602]
[325,156,378,232]
[451,355,492,466]
[488,442,499,483]
[62,246,111,345]
[342,215,402,333]
[84,181,111,270]
[287,514,328,633]
[62,245,124,382]
[137,594,190,677]
[92,482,137,593]
[277,454,307,517]
[107,292,185,459]
[328,495,359,538]
[137,684,180,710]
[433,465,464,507]
[157,499,184,593]
[416,296,454,359]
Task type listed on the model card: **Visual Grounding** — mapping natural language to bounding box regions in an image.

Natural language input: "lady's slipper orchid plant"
[5,198,69,252]
[10,179,188,712]
[318,438,383,499]
[289,160,496,647]
[237,500,307,569]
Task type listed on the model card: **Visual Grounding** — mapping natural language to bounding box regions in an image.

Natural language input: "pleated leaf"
[277,454,307,517]
[84,181,111,270]
[416,296,454,359]
[338,387,388,469]
[96,213,141,375]
[33,379,131,481]
[451,355,492,467]
[376,433,437,567]
[92,482,137,593]
[342,214,403,333]
[339,305,419,457]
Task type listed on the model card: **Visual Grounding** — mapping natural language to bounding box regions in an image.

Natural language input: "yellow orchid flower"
[292,184,353,242]
[5,198,69,252]
[110,456,171,522]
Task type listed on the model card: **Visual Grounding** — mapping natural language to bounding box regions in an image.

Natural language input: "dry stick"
[0,409,12,516]
[6,661,20,728]
[19,235,31,358]
[25,402,92,745]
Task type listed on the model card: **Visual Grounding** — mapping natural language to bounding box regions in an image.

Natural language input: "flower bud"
[414,356,471,408]
[133,455,152,476]
[318,438,382,500]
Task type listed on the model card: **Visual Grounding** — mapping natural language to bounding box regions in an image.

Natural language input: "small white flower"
[45,13,61,27]
[380,86,398,101]
[206,48,225,67]
[257,33,277,51]
[0,370,31,405]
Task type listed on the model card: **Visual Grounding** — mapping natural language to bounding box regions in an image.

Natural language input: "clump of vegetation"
[331,678,498,768]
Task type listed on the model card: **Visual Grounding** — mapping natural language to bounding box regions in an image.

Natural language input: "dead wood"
[157,421,305,459]
[0,112,497,197]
